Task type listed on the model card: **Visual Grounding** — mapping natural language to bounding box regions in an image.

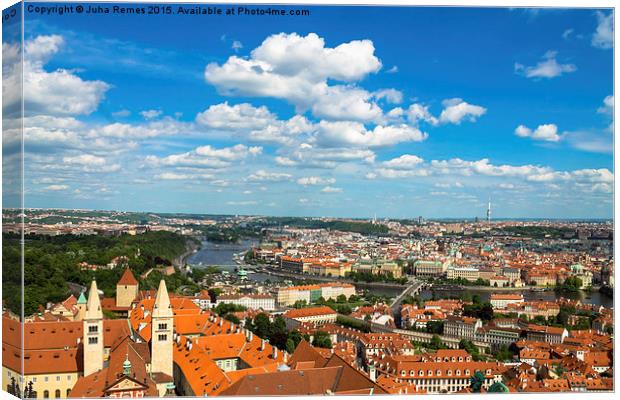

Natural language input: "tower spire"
[152,279,172,318]
[85,278,102,320]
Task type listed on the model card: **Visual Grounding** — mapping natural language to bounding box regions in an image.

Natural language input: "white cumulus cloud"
[515,51,577,79]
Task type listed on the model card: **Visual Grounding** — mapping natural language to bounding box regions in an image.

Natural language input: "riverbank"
[258,265,410,289]
[174,238,201,270]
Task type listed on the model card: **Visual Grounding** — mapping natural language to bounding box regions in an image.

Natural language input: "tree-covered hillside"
[2,231,197,316]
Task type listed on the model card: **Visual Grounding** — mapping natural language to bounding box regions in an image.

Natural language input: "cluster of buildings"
[252,221,612,292]
[275,282,355,307]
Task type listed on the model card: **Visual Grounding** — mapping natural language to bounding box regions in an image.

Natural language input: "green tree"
[253,313,272,339]
[470,370,485,393]
[312,331,332,348]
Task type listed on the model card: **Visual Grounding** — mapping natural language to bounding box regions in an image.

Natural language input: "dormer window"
[456,370,461,376]
[419,370,424,377]
[465,369,470,375]
[436,370,441,376]
[428,370,433,376]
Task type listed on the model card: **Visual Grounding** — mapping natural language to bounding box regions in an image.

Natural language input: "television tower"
[486,198,492,224]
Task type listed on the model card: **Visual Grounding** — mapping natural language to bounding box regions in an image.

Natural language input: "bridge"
[389,279,426,312]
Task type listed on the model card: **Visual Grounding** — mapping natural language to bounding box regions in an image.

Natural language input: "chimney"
[283,352,288,363]
[219,318,223,327]
[272,346,278,359]
[249,331,253,342]
[261,339,266,351]
[230,321,234,332]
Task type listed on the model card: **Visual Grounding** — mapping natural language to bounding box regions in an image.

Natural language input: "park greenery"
[2,231,198,316]
[493,225,575,239]
[554,276,584,293]
[187,224,260,243]
[335,315,371,332]
[346,271,408,285]
[462,298,494,321]
[264,217,390,235]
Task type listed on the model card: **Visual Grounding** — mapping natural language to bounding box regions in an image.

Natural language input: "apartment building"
[215,294,276,311]
[489,293,524,310]
[446,266,480,281]
[443,316,482,340]
[275,282,355,306]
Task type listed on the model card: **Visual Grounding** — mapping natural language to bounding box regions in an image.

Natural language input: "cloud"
[562,28,574,39]
[515,123,561,142]
[438,98,487,124]
[382,154,424,169]
[247,170,292,182]
[226,201,258,206]
[592,11,613,49]
[63,154,106,166]
[367,155,613,201]
[62,154,120,172]
[140,109,163,120]
[514,51,577,79]
[196,102,313,144]
[276,145,376,169]
[145,144,262,169]
[231,40,243,52]
[17,35,110,116]
[44,184,69,191]
[313,120,427,148]
[156,172,215,181]
[320,186,343,193]
[386,65,398,73]
[597,95,614,115]
[204,32,384,122]
[297,176,336,185]
[373,89,403,104]
[407,104,439,126]
[196,102,275,129]
[112,109,131,118]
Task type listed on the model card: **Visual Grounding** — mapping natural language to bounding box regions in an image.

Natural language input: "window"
[67,376,71,381]
[55,390,61,398]
[158,334,167,342]
[158,323,167,330]
[32,377,37,383]
[89,337,98,345]
[45,377,49,382]
[66,389,71,397]
[56,376,60,381]
[43,390,49,398]
[88,326,98,333]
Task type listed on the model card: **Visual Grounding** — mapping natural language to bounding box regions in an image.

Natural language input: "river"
[187,239,613,309]
[187,239,258,270]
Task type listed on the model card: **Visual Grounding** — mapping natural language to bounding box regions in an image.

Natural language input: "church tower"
[150,279,173,377]
[76,291,87,321]
[83,279,104,376]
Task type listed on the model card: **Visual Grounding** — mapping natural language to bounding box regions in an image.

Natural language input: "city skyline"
[3,5,614,218]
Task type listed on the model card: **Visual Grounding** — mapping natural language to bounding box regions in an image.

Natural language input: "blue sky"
[3,4,614,218]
